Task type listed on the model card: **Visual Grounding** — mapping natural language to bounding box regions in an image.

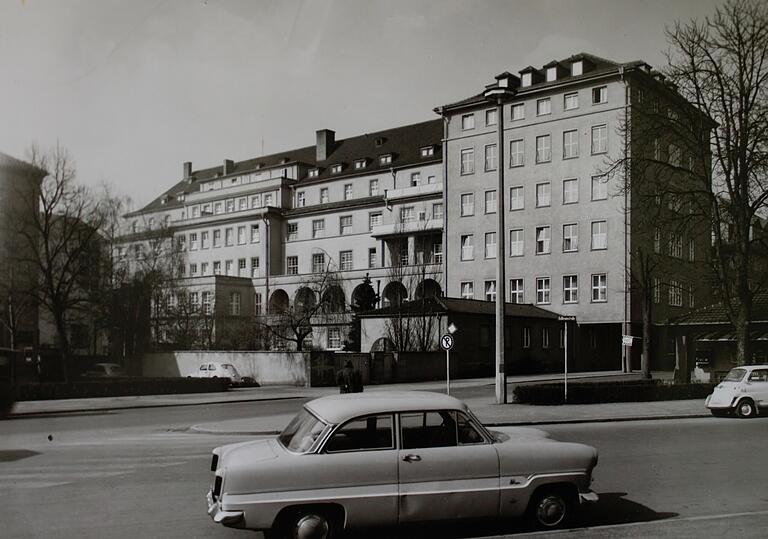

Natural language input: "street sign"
[447,322,458,334]
[440,334,454,351]
[622,335,634,346]
[558,315,576,321]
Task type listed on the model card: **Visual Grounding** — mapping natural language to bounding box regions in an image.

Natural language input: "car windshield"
[723,368,747,382]
[278,408,329,454]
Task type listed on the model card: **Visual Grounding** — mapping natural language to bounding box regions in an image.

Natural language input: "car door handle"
[402,454,421,462]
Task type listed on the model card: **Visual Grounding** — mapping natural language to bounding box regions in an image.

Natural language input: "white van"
[191,362,242,384]
[706,365,768,417]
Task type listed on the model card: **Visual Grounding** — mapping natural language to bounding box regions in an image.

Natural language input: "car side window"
[324,414,394,453]
[749,369,768,382]
[457,412,486,445]
[199,365,207,371]
[400,411,458,449]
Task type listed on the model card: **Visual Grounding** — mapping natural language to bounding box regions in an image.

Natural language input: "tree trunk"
[53,310,70,383]
[734,309,751,366]
[641,295,652,379]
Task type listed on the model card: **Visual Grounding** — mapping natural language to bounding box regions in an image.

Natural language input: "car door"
[198,364,208,378]
[748,368,768,407]
[397,410,499,524]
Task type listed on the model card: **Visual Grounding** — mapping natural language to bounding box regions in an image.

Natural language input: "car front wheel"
[736,398,756,418]
[272,508,338,539]
[528,487,572,529]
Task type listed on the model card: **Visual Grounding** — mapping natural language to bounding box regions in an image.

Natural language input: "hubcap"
[537,495,566,527]
[293,514,329,539]
[740,402,753,416]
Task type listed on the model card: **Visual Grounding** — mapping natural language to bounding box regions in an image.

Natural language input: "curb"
[187,412,713,436]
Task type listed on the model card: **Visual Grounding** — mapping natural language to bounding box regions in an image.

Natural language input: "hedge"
[513,379,716,405]
[13,377,231,401]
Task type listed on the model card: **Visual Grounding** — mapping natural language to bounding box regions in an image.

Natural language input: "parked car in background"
[190,362,242,385]
[81,362,126,378]
[706,364,768,417]
[206,391,599,537]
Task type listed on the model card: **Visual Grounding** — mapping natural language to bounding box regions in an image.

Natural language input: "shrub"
[513,380,716,405]
[14,377,230,401]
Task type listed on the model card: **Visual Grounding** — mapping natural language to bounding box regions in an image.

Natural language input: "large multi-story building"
[435,53,711,371]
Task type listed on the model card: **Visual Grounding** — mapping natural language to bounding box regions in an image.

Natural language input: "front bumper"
[206,489,244,527]
[705,394,736,410]
[579,490,599,504]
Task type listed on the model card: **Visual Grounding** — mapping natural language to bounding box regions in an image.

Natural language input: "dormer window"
[330,163,343,174]
[176,193,186,202]
[160,196,168,205]
[571,61,583,76]
[354,159,367,170]
[521,73,532,87]
[379,154,392,165]
[308,168,319,178]
[546,67,557,82]
[375,137,386,147]
[420,146,435,157]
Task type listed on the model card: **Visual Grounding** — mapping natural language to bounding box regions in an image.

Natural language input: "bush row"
[14,377,231,401]
[513,380,716,405]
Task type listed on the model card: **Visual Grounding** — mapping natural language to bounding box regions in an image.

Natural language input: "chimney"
[316,129,336,162]
[183,161,192,179]
[223,159,234,175]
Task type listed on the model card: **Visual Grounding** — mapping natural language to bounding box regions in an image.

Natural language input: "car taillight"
[210,454,219,472]
[212,476,222,501]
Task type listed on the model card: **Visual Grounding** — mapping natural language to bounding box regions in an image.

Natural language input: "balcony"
[371,217,442,238]
[384,181,443,202]
[186,175,295,203]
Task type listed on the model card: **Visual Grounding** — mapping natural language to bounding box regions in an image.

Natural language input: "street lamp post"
[484,75,516,405]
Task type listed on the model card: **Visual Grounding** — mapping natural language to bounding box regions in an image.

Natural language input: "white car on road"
[706,364,768,417]
[189,362,242,384]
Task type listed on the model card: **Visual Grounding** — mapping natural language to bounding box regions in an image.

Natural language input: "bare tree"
[0,262,36,350]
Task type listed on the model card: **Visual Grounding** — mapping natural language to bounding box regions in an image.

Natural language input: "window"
[510,228,524,256]
[654,228,661,253]
[369,212,382,231]
[460,193,474,216]
[427,174,436,184]
[563,275,578,303]
[238,197,247,211]
[214,202,223,214]
[251,292,261,315]
[689,282,695,308]
[461,113,475,130]
[399,244,409,266]
[591,125,607,154]
[669,233,683,258]
[432,242,443,264]
[238,258,246,277]
[312,253,325,273]
[354,159,366,170]
[190,291,200,309]
[668,280,683,307]
[536,135,551,163]
[201,231,209,249]
[563,130,579,159]
[563,223,578,252]
[307,168,319,179]
[237,226,246,245]
[213,229,221,248]
[225,228,233,246]
[297,192,306,207]
[369,179,379,196]
[461,281,474,299]
[190,232,198,250]
[312,219,325,238]
[542,328,550,349]
[320,188,329,204]
[410,172,420,187]
[511,102,525,120]
[536,98,551,116]
[202,292,212,315]
[432,203,443,220]
[536,277,551,304]
[485,109,497,126]
[201,262,209,275]
[324,414,394,453]
[564,92,579,110]
[250,195,261,208]
[190,263,198,276]
[653,277,661,304]
[510,279,524,303]
[340,215,352,235]
[229,292,241,315]
[264,193,273,206]
[287,223,298,241]
[328,327,342,349]
[213,261,221,275]
[226,199,235,213]
[591,221,607,250]
[536,226,551,254]
[368,248,377,269]
[592,86,607,104]
[536,182,551,207]
[591,175,608,200]
[287,256,298,275]
[592,274,607,302]
[251,257,260,278]
[399,206,414,222]
[669,144,682,167]
[484,280,496,302]
[688,238,695,261]
[563,178,578,204]
[401,411,464,450]
[509,139,524,167]
[484,232,497,259]
[460,234,474,260]
[484,190,497,213]
[343,184,352,200]
[339,250,353,271]
[420,146,435,157]
[460,148,475,174]
[523,327,531,348]
[250,224,260,243]
[330,164,342,174]
[510,186,524,210]
[379,154,392,165]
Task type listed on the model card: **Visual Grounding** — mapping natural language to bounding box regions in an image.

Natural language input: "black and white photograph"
[1,1,767,537]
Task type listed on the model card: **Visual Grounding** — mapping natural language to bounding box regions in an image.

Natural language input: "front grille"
[210,454,219,472]
[212,476,222,502]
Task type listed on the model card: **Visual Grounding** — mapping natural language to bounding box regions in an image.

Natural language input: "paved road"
[1,399,766,538]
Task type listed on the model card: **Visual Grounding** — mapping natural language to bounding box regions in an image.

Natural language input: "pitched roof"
[667,293,768,325]
[358,296,560,320]
[0,151,46,176]
[132,119,442,216]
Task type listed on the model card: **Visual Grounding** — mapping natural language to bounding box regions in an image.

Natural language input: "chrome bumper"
[579,490,599,504]
[206,490,244,526]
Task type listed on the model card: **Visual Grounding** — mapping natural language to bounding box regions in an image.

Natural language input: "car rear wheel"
[528,487,573,529]
[736,398,756,418]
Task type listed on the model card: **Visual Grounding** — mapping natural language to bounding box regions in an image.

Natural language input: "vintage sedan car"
[706,364,768,417]
[80,362,126,378]
[206,391,598,538]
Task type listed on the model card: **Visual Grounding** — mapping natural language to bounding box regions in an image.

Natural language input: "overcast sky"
[1,0,725,210]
